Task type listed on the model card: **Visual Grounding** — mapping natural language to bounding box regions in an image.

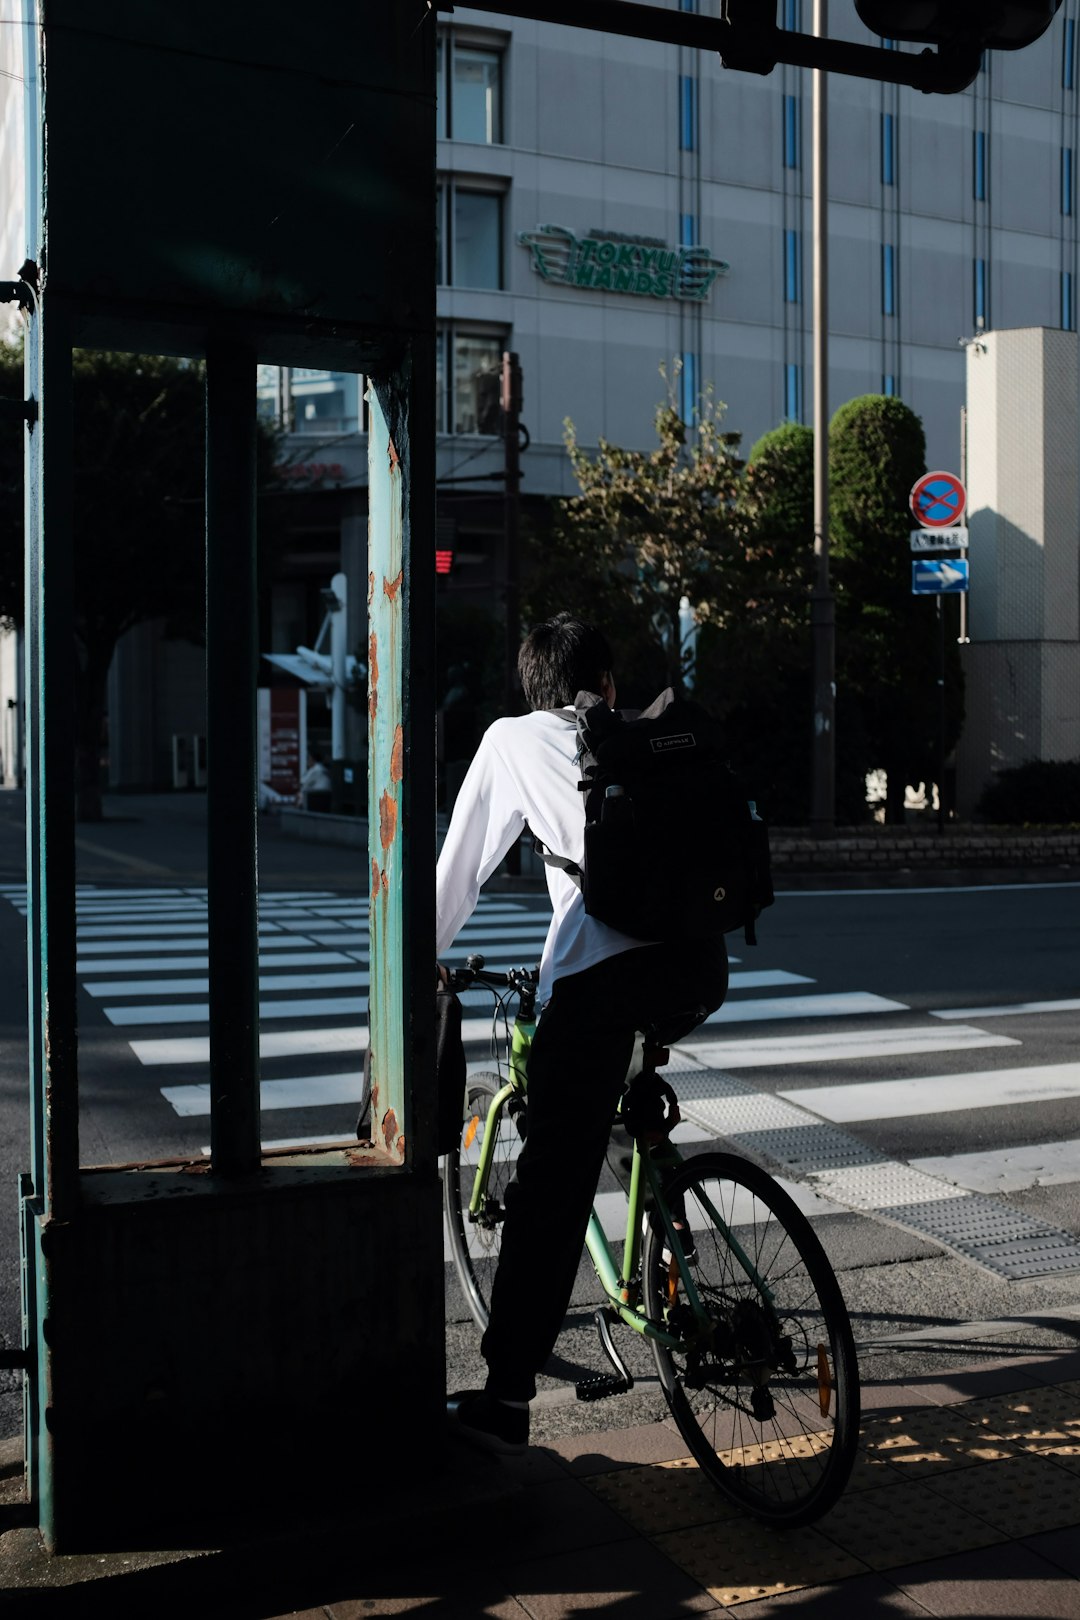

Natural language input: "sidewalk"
[3,1345,1080,1617]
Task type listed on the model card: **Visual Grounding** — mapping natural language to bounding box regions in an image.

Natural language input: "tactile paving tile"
[653,1515,866,1606]
[922,1452,1080,1538]
[727,1124,883,1175]
[960,1386,1080,1456]
[815,1476,1006,1571]
[671,1068,1080,1281]
[679,1092,812,1136]
[861,1408,1019,1477]
[885,1195,1044,1239]
[811,1162,969,1209]
[585,1457,742,1536]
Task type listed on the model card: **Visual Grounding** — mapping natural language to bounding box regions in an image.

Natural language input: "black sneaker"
[447,1389,529,1456]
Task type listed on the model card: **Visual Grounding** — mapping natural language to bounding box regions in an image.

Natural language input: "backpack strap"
[530,705,587,886]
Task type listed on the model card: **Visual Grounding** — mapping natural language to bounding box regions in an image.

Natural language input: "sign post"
[909,473,968,832]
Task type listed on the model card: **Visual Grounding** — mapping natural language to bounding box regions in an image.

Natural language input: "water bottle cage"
[622,1072,681,1144]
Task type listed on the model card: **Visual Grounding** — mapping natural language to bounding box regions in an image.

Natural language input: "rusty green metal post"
[205,340,261,1175]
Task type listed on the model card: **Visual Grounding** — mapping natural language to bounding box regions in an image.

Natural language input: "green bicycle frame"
[466,1001,777,1344]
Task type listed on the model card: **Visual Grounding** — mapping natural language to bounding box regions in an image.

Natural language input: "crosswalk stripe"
[105,995,366,1026]
[130,1026,366,1065]
[161,1071,362,1117]
[931,998,1080,1021]
[704,991,908,1025]
[909,1138,1080,1196]
[88,969,369,998]
[77,951,356,974]
[688,1024,1019,1070]
[779,1063,1080,1123]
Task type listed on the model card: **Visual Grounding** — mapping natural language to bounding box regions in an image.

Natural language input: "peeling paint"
[371,857,381,904]
[388,435,400,472]
[379,789,398,851]
[383,570,403,603]
[368,631,379,722]
[390,725,404,785]
[367,570,375,607]
[381,1108,399,1153]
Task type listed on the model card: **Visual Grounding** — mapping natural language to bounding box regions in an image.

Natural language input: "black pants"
[480,938,729,1401]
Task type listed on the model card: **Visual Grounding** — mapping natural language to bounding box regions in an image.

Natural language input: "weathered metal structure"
[14,0,436,1549]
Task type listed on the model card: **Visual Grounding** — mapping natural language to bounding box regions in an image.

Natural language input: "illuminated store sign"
[518,225,728,302]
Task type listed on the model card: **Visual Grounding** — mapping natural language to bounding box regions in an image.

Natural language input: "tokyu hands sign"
[518,225,728,302]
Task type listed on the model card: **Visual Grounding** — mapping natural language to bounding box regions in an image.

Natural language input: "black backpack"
[535,687,774,945]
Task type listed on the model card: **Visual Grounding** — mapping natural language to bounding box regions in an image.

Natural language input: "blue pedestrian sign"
[912,558,969,594]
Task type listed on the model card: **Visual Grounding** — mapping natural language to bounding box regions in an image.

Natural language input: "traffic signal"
[854,1,1063,52]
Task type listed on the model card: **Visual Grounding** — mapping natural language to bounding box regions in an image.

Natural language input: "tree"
[0,345,280,820]
[829,394,964,823]
[523,366,751,708]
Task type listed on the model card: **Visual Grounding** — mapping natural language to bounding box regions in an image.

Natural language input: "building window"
[437,183,504,289]
[974,257,987,326]
[680,212,697,247]
[882,243,896,315]
[255,367,362,435]
[783,0,801,29]
[1063,271,1074,331]
[679,352,697,424]
[680,0,697,11]
[881,113,895,186]
[883,373,896,397]
[1063,147,1074,216]
[437,35,503,143]
[784,228,802,303]
[437,328,505,435]
[974,130,987,201]
[784,362,802,422]
[783,94,800,168]
[679,76,697,152]
[1065,18,1076,91]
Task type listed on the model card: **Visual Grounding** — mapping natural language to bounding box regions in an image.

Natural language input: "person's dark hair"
[517,613,613,710]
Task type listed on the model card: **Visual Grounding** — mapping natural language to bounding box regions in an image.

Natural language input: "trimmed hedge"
[976,759,1080,826]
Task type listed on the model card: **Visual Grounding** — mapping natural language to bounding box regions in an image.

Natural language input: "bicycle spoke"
[643,1150,859,1526]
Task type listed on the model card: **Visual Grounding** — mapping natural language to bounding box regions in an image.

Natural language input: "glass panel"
[437,184,446,285]
[680,212,696,247]
[454,190,502,289]
[436,330,447,433]
[679,352,697,424]
[785,229,801,302]
[680,77,696,153]
[1063,148,1073,217]
[784,95,800,169]
[453,47,500,143]
[882,113,894,185]
[453,332,502,434]
[290,372,359,434]
[437,36,448,139]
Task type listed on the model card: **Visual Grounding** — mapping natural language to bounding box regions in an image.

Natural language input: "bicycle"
[443,954,860,1527]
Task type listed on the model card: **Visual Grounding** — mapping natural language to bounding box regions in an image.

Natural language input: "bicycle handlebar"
[445,954,538,994]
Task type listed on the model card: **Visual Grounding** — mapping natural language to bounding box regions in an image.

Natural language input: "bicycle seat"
[640,1005,708,1050]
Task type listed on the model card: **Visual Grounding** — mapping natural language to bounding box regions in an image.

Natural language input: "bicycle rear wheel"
[642,1150,859,1526]
[443,1072,526,1332]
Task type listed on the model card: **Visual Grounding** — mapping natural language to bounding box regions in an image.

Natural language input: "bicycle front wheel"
[443,1072,526,1332]
[642,1150,859,1526]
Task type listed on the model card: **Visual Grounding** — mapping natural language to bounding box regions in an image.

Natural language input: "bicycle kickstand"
[575,1308,636,1402]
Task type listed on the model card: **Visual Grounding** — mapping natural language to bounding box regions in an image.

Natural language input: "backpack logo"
[714,887,727,902]
[650,732,696,754]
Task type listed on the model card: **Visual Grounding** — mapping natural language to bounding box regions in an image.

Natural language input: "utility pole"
[810,0,836,835]
[501,350,523,719]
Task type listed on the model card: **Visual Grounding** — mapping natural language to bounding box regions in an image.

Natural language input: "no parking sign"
[909,471,966,528]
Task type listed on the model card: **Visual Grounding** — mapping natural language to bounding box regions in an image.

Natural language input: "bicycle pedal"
[575,1373,633,1402]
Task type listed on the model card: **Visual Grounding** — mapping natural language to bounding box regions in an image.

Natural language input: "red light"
[435,549,454,575]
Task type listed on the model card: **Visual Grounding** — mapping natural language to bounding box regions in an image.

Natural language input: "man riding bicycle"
[437,613,729,1454]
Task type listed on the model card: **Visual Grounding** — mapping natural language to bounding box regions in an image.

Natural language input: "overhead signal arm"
[436,1,1061,93]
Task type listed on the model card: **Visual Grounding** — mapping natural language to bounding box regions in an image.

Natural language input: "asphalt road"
[0,788,1078,1444]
